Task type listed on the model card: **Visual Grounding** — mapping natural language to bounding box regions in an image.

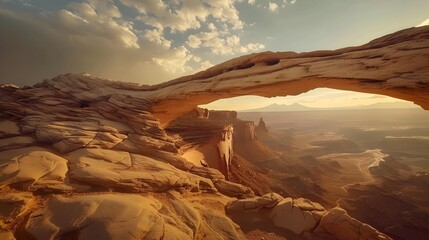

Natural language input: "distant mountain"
[350,101,420,110]
[240,102,420,112]
[241,103,317,112]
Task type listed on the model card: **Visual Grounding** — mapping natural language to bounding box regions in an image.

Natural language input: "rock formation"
[1,26,428,239]
[233,120,256,142]
[226,194,390,239]
[148,26,429,125]
[209,110,238,121]
[166,110,235,179]
[0,76,255,239]
[256,117,269,133]
[167,109,257,179]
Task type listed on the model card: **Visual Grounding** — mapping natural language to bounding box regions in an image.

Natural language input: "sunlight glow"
[200,88,416,111]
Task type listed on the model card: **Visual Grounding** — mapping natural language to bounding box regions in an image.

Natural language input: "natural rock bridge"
[147,26,429,125]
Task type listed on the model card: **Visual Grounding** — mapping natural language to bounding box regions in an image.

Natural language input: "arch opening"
[199,88,422,112]
[151,76,429,127]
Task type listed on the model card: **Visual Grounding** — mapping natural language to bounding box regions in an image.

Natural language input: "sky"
[200,88,421,111]
[1,0,428,109]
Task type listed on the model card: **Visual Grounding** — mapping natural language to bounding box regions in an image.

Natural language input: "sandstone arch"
[1,26,428,240]
[148,26,429,125]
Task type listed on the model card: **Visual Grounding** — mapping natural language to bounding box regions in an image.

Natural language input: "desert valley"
[238,108,429,239]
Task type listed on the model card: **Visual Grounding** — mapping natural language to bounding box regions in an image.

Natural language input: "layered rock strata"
[168,109,258,179]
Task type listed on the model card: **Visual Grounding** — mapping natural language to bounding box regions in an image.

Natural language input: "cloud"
[416,18,429,27]
[191,57,214,72]
[205,34,265,55]
[0,3,175,86]
[248,0,296,10]
[144,28,171,48]
[153,46,194,74]
[187,30,219,49]
[268,2,278,12]
[207,22,217,31]
[0,0,266,87]
[283,0,297,4]
[119,0,243,32]
[200,60,214,70]
[115,1,265,65]
[187,30,264,55]
[60,0,139,48]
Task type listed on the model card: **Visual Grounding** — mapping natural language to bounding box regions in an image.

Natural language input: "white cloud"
[200,60,213,69]
[196,60,214,72]
[192,56,213,72]
[0,0,267,85]
[187,30,219,49]
[115,0,267,70]
[207,22,217,31]
[153,46,194,74]
[193,58,214,72]
[283,0,297,4]
[268,2,278,12]
[187,29,264,55]
[416,18,429,27]
[187,35,202,48]
[205,34,265,55]
[119,0,243,32]
[144,28,171,48]
[64,0,139,48]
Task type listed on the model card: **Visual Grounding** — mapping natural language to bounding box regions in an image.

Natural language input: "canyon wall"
[168,109,258,179]
[167,109,235,178]
[233,120,257,142]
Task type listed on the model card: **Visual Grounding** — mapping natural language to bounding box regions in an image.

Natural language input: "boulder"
[226,193,284,212]
[313,207,391,240]
[269,197,320,235]
[214,179,254,198]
